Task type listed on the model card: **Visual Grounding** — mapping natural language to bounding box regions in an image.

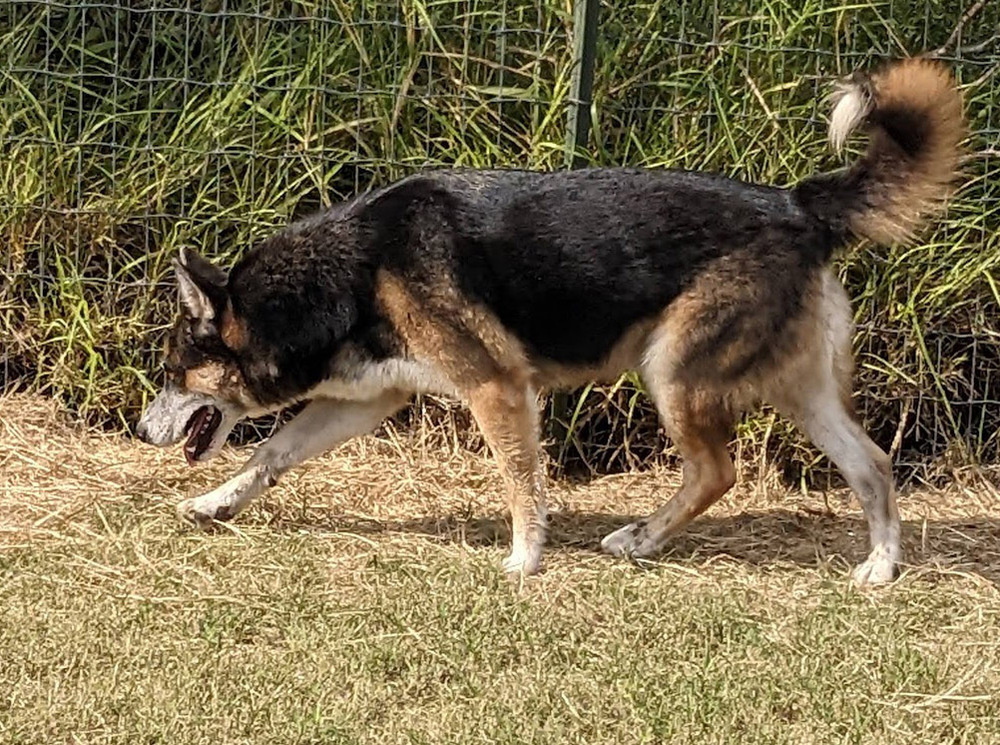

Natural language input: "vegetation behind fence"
[1,1,998,477]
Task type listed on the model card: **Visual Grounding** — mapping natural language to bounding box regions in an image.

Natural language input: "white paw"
[175,469,264,529]
[502,543,542,577]
[600,521,660,558]
[851,547,900,586]
[175,496,233,529]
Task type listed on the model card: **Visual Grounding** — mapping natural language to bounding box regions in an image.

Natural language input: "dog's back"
[362,168,827,371]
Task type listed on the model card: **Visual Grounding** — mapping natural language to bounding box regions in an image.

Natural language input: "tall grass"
[1,0,998,476]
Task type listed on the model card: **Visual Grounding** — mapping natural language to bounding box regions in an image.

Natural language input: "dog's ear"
[172,248,228,334]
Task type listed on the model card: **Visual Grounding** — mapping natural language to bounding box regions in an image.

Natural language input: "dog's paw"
[851,553,899,586]
[600,520,659,559]
[175,497,233,530]
[502,544,542,577]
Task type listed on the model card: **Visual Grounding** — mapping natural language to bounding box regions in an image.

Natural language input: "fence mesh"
[1,0,998,477]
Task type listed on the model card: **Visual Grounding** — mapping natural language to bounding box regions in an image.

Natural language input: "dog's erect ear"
[172,247,228,330]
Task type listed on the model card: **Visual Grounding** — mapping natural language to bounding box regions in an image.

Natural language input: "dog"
[137,58,964,583]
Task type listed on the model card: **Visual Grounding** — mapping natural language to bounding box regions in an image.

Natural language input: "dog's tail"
[794,58,964,249]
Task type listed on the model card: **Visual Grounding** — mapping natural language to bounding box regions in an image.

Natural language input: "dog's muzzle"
[135,420,153,444]
[136,382,216,447]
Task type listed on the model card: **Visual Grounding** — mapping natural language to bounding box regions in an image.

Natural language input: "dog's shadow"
[268,506,1000,586]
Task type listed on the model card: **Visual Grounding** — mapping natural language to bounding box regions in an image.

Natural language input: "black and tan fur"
[136,58,964,582]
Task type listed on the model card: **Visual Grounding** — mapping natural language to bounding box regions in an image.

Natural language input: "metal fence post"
[551,0,600,452]
[564,0,600,168]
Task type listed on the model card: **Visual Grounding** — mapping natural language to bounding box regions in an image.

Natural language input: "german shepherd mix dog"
[137,59,964,583]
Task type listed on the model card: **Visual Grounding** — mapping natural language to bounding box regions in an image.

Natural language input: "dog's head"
[136,248,259,464]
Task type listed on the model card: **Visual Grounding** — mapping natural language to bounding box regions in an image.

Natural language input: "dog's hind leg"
[769,273,901,585]
[176,391,409,528]
[778,386,900,584]
[602,381,737,560]
[465,377,547,576]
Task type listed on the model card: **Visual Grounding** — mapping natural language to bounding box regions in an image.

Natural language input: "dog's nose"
[135,422,150,443]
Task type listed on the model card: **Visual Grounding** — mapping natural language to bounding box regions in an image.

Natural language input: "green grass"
[3,528,1000,744]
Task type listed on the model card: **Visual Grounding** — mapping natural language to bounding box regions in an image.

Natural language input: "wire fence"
[1,0,998,476]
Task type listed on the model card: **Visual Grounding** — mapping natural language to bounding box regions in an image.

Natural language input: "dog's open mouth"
[183,406,222,465]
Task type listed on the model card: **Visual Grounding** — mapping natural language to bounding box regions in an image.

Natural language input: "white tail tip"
[828,81,872,153]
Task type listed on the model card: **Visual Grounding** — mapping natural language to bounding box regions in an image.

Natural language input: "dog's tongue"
[183,406,221,465]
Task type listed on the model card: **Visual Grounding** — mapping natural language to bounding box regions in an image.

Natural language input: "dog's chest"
[307,355,457,402]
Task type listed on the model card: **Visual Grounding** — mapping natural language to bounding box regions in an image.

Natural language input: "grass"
[1,1,999,475]
[4,393,1000,743]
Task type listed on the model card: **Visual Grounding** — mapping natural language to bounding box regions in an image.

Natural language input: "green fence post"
[564,0,600,168]
[551,0,601,453]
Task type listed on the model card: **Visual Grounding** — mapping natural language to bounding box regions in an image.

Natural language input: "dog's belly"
[529,319,654,390]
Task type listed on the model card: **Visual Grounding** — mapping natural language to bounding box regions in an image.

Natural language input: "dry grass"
[4,394,1000,578]
[2,393,1000,743]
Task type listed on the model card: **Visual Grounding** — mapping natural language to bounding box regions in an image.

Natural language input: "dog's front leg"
[176,392,409,528]
[465,378,547,576]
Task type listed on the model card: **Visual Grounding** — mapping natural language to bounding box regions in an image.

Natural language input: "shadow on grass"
[266,507,1000,586]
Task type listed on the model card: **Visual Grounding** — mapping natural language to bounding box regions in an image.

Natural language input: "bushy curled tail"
[795,57,965,247]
